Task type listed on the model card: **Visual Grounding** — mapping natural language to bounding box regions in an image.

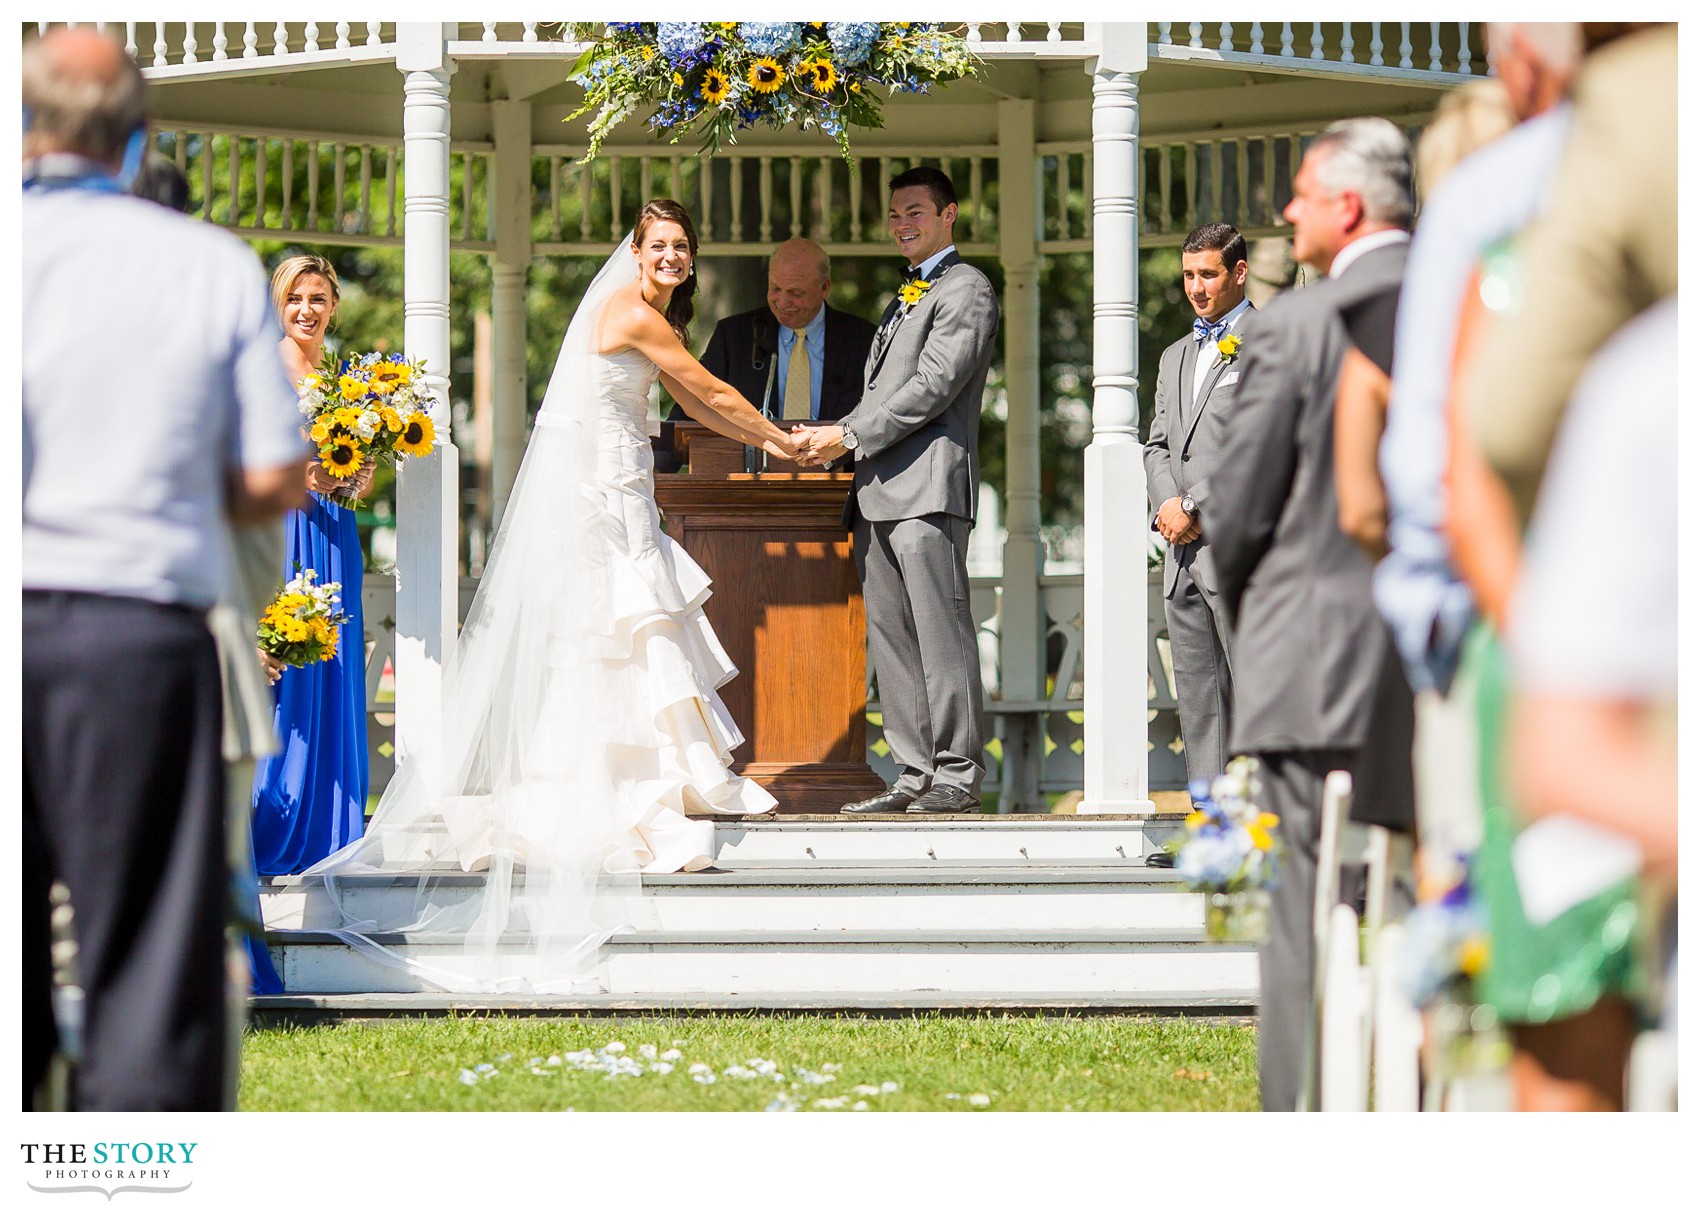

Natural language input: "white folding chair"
[1304,770,1420,1111]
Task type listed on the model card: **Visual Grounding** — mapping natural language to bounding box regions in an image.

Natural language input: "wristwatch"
[840,424,860,452]
[1180,491,1197,516]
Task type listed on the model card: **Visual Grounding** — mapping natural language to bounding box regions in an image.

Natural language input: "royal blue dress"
[250,492,368,877]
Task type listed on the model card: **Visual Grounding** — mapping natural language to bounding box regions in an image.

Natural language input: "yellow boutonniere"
[897,277,933,313]
[1216,333,1241,365]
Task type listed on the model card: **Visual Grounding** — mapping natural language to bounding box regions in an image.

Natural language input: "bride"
[299,200,803,994]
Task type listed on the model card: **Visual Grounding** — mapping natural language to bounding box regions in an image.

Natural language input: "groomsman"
[1207,118,1414,1112]
[795,167,1000,815]
[1143,223,1254,799]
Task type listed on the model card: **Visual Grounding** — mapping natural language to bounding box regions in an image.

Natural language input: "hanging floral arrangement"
[563,22,980,162]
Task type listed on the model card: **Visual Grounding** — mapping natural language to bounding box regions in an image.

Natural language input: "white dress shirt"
[1191,296,1252,404]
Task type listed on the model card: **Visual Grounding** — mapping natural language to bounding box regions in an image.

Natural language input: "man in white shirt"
[22,29,306,1111]
[1143,223,1255,794]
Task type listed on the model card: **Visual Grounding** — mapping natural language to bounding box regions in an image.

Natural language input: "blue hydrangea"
[1177,827,1252,888]
[738,22,802,56]
[827,22,879,65]
[819,111,845,138]
[607,22,644,35]
[658,22,708,64]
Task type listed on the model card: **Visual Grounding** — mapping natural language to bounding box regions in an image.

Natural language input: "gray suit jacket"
[841,252,1000,525]
[1209,243,1409,753]
[1143,307,1254,598]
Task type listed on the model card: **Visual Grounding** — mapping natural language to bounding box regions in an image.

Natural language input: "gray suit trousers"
[1254,749,1348,1112]
[854,513,984,797]
[1164,551,1234,783]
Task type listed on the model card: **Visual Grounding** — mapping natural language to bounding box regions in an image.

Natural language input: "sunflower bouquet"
[564,22,980,161]
[294,351,436,494]
[256,567,349,667]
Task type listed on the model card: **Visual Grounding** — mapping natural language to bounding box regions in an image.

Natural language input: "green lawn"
[239,1013,1257,1112]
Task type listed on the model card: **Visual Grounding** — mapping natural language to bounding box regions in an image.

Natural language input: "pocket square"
[1218,371,1240,387]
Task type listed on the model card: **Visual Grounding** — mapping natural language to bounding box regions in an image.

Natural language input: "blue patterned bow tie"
[1193,317,1227,344]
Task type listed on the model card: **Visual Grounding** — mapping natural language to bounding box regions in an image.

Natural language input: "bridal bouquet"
[1166,756,1282,941]
[256,567,348,667]
[295,351,436,488]
[564,22,980,161]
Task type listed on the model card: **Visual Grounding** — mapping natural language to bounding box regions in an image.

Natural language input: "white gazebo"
[59,20,1483,815]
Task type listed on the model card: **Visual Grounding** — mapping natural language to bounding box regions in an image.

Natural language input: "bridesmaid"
[251,255,373,876]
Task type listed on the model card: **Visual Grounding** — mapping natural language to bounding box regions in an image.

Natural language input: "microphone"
[751,319,775,372]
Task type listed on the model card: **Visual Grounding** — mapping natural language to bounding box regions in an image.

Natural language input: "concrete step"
[261,866,1203,933]
[270,928,1260,998]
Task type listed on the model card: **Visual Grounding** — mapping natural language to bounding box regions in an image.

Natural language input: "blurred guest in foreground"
[1208,117,1415,1111]
[130,154,285,999]
[1461,22,1676,523]
[22,28,305,1110]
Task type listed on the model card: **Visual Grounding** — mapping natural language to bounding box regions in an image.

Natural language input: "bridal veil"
[299,237,659,994]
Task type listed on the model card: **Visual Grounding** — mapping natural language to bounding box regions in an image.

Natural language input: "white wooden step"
[270,928,1259,998]
[259,866,1203,933]
[361,816,1187,868]
[253,990,1258,1016]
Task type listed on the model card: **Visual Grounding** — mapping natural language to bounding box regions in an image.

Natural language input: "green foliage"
[240,1012,1257,1111]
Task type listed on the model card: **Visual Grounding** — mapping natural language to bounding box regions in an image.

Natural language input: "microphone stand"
[747,323,779,475]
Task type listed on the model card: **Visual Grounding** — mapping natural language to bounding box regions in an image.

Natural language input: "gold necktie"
[782,329,812,421]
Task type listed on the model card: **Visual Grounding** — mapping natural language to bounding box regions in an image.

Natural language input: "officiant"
[658,238,875,470]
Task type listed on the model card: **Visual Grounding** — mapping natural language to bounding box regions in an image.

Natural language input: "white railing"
[148,124,495,251]
[29,21,396,71]
[27,21,1481,81]
[1152,20,1482,79]
[359,571,1185,803]
[162,115,1445,258]
[531,145,1000,258]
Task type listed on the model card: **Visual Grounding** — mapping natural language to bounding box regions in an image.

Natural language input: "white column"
[395,22,459,774]
[490,98,532,532]
[995,97,1046,813]
[1080,23,1154,815]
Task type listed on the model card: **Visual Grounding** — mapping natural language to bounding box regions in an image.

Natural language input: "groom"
[795,167,1000,814]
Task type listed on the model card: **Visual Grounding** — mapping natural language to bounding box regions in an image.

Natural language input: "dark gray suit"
[1208,240,1409,1112]
[841,251,1000,797]
[1143,307,1253,782]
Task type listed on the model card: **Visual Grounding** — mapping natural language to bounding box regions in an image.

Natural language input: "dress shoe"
[840,787,917,815]
[906,785,981,814]
[1144,850,1176,869]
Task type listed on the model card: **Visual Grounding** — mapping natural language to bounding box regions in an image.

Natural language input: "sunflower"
[747,57,785,93]
[282,616,310,643]
[798,56,836,94]
[321,434,364,479]
[368,361,411,394]
[700,66,731,104]
[396,412,436,458]
[673,71,684,87]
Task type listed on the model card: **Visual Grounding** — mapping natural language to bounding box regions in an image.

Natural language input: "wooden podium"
[654,421,885,813]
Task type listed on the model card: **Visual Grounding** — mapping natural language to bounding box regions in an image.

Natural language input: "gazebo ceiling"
[147,51,1453,151]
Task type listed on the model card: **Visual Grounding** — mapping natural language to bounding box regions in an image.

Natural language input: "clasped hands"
[1156,495,1201,545]
[781,424,848,468]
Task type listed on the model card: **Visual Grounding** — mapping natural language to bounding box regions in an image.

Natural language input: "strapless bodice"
[594,347,660,434]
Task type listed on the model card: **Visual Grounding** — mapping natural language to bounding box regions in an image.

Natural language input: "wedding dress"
[298,236,773,994]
